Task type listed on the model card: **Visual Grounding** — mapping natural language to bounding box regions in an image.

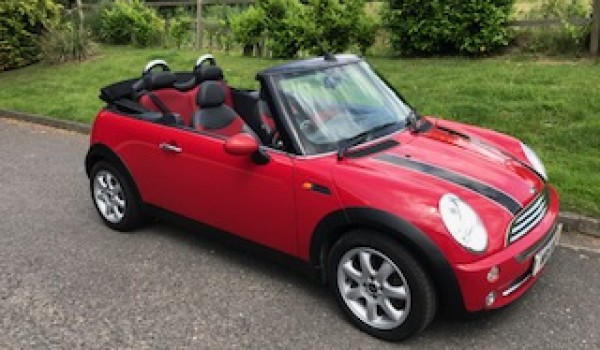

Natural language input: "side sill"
[145,204,322,283]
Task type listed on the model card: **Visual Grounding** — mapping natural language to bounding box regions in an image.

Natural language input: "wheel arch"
[310,207,466,316]
[85,143,142,202]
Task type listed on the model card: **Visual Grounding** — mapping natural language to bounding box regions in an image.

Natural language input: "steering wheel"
[142,59,170,75]
[193,54,216,72]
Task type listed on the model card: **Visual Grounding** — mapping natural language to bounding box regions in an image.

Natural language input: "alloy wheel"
[93,170,126,224]
[336,247,411,330]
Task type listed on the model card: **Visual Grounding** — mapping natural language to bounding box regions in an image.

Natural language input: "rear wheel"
[327,231,437,341]
[90,161,145,232]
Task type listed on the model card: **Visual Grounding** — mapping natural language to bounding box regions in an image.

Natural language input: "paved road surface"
[1,117,599,349]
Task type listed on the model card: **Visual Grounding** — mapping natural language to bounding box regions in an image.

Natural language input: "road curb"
[559,212,600,238]
[1,109,90,134]
[1,109,598,238]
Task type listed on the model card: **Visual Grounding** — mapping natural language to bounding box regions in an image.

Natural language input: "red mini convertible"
[86,54,561,340]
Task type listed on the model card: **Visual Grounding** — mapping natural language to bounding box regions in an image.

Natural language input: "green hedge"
[0,0,61,71]
[382,0,515,56]
[230,0,375,58]
[100,0,164,47]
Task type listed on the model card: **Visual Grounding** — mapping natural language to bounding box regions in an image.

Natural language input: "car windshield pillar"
[256,74,305,155]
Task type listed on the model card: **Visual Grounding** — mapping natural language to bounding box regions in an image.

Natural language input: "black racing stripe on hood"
[374,153,522,215]
[434,124,546,183]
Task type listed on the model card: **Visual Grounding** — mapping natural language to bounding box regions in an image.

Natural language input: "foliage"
[100,0,164,47]
[203,5,242,52]
[260,0,308,58]
[354,12,378,55]
[230,0,375,58]
[0,0,61,71]
[304,0,376,55]
[382,0,515,56]
[41,11,97,64]
[204,4,246,20]
[85,0,112,40]
[168,8,192,49]
[230,6,266,51]
[516,0,592,55]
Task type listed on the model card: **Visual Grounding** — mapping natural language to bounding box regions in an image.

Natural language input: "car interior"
[99,55,280,149]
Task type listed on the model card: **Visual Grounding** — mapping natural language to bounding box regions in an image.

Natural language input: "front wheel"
[90,161,145,232]
[327,231,437,341]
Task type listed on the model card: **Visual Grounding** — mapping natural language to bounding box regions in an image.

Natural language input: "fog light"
[485,291,497,308]
[487,266,500,283]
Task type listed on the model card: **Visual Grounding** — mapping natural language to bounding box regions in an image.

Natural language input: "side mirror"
[224,133,270,165]
[224,133,259,156]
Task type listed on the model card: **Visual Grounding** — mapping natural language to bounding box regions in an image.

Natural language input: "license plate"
[532,223,562,276]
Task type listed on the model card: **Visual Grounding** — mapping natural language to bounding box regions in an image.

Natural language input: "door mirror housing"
[224,133,270,165]
[224,133,259,156]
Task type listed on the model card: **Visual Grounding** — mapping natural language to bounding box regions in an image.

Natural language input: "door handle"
[159,142,182,153]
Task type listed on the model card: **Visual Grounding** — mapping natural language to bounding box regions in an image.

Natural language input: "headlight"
[520,142,547,180]
[439,194,488,253]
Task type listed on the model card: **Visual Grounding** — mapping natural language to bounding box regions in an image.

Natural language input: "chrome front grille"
[507,188,549,244]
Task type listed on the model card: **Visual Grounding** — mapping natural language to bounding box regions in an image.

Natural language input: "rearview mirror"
[224,133,259,156]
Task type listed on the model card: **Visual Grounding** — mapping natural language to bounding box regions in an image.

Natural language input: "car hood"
[349,123,545,215]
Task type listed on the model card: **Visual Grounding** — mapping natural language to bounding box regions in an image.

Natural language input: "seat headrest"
[197,81,225,108]
[199,65,224,82]
[143,71,176,90]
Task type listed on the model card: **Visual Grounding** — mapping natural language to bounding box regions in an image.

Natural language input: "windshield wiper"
[405,109,418,130]
[337,122,400,160]
[405,109,430,133]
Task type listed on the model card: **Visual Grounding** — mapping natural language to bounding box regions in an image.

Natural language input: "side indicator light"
[301,182,331,195]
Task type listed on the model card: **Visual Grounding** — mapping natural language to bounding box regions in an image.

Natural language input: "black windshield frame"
[267,61,412,156]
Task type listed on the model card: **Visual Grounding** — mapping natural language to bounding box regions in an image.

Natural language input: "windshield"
[274,61,412,155]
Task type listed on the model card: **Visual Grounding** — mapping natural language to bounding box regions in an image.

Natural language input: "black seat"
[198,65,224,82]
[192,81,244,137]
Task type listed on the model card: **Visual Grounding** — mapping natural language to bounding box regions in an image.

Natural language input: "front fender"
[310,207,466,316]
[85,143,143,204]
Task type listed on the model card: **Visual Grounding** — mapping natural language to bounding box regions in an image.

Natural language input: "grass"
[1,45,599,217]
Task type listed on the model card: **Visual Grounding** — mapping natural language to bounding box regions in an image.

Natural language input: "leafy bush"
[168,8,192,49]
[382,0,515,56]
[203,5,242,52]
[230,6,265,55]
[231,0,304,57]
[304,0,375,55]
[260,0,307,58]
[100,0,164,47]
[0,0,61,71]
[230,0,375,58]
[515,0,591,55]
[354,11,378,55]
[85,0,111,40]
[41,13,97,64]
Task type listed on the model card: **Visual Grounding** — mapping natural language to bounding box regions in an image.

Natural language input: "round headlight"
[521,143,547,180]
[439,194,488,253]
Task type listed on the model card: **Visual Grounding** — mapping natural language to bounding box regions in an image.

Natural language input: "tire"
[327,230,437,341]
[90,161,145,232]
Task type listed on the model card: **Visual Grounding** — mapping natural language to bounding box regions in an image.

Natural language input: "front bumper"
[453,186,560,312]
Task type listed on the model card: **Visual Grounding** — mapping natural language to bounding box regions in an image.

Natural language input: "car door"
[169,130,297,255]
[109,116,190,210]
[121,120,298,256]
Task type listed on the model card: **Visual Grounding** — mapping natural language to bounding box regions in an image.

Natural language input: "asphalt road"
[1,117,599,349]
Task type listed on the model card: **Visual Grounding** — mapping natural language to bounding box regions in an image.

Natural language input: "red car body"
[86,54,560,338]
